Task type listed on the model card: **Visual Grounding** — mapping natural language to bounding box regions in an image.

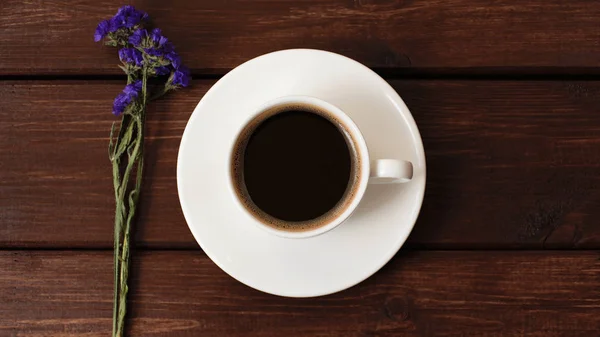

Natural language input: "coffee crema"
[231,103,362,232]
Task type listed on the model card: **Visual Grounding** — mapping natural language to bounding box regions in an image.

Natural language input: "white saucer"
[177,49,426,297]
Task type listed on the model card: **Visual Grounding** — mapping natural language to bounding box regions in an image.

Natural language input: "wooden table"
[2,1,600,336]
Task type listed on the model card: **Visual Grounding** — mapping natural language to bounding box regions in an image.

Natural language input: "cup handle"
[369,159,413,184]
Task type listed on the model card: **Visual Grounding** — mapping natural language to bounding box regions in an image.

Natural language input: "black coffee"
[232,106,360,231]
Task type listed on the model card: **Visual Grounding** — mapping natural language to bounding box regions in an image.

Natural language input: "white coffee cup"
[230,95,413,239]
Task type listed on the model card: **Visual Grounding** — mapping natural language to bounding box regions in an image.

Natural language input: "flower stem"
[111,116,132,337]
[112,69,148,337]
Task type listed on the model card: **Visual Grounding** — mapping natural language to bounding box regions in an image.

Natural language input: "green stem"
[111,158,121,337]
[111,115,133,337]
[113,67,148,337]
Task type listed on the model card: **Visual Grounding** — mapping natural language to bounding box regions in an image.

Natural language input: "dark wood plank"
[1,80,600,249]
[1,251,599,336]
[1,0,600,75]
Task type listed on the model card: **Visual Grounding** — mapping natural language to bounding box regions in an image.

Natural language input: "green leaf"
[116,115,130,139]
[127,140,136,160]
[114,120,134,159]
[108,122,116,160]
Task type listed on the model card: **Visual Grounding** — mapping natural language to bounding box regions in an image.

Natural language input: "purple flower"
[171,66,191,87]
[94,20,111,42]
[95,6,148,42]
[125,81,143,95]
[118,48,129,62]
[143,36,181,70]
[165,51,181,69]
[154,66,170,76]
[113,81,143,116]
[150,28,169,47]
[112,6,148,30]
[129,28,148,46]
[144,35,175,55]
[118,48,144,67]
[144,48,163,57]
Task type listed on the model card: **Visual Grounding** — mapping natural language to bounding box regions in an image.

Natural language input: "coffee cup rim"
[228,95,371,239]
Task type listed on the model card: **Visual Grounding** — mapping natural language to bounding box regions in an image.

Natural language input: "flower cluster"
[94,6,147,44]
[113,81,143,116]
[95,7,191,337]
[95,6,191,116]
[126,27,191,87]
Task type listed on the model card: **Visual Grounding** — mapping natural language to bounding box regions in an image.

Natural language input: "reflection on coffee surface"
[232,105,361,231]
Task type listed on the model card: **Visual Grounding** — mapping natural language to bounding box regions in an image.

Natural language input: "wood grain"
[1,250,599,336]
[1,0,600,75]
[1,80,599,249]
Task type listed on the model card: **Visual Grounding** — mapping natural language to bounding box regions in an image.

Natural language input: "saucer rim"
[177,49,426,297]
